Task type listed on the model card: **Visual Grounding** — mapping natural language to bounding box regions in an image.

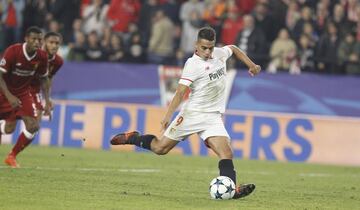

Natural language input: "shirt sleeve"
[222,46,233,59]
[0,46,15,73]
[50,56,64,78]
[178,60,200,86]
[212,46,233,62]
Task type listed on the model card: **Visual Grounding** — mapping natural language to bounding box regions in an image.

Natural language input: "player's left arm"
[47,58,63,103]
[40,76,52,119]
[228,45,261,76]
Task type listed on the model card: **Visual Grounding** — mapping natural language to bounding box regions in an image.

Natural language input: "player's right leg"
[1,119,18,168]
[110,111,193,155]
[0,119,17,144]
[5,115,39,168]
[110,131,179,155]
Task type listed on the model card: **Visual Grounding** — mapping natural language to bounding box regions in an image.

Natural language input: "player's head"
[195,27,216,60]
[25,26,43,52]
[44,32,62,56]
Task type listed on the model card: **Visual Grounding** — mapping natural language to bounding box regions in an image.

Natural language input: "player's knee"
[153,146,170,155]
[27,123,40,133]
[4,122,16,134]
[221,151,233,159]
[4,125,16,134]
[218,149,233,159]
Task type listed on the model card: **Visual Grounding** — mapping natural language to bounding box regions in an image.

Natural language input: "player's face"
[25,32,43,52]
[195,39,215,60]
[45,36,61,55]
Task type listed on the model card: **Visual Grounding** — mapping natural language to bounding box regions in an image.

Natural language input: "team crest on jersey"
[33,63,39,70]
[0,58,6,66]
[49,66,54,74]
[169,128,176,134]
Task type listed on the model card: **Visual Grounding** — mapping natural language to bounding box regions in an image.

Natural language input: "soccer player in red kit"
[30,32,63,122]
[0,26,51,168]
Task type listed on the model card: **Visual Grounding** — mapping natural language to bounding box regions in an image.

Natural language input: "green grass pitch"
[1,145,359,210]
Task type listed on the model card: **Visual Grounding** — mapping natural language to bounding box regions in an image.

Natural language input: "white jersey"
[179,46,233,113]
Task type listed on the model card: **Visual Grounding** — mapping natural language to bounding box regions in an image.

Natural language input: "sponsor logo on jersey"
[209,67,225,81]
[13,68,35,76]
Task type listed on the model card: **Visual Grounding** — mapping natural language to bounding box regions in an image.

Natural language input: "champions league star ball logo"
[0,58,6,66]
[228,78,335,115]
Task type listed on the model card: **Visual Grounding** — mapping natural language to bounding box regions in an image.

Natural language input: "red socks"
[10,132,33,157]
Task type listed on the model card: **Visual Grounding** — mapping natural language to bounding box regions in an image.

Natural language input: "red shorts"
[0,91,38,121]
[31,91,44,111]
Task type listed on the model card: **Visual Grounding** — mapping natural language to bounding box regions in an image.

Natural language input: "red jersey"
[30,54,63,94]
[0,43,48,96]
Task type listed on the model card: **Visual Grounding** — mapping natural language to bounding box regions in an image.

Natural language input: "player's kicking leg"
[110,131,178,155]
[206,136,256,199]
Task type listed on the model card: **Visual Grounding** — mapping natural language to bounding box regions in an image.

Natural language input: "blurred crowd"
[1,0,360,75]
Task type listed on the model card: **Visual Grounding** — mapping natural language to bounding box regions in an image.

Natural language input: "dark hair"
[45,31,62,40]
[197,27,216,41]
[25,26,42,36]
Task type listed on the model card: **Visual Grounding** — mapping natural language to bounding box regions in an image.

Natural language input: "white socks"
[23,128,36,139]
[0,120,6,134]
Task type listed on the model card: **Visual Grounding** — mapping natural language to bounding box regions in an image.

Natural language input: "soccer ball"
[209,176,236,200]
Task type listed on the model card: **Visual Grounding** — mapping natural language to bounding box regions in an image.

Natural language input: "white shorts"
[163,110,230,141]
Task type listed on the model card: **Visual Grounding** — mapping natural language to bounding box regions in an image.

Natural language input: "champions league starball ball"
[209,176,236,200]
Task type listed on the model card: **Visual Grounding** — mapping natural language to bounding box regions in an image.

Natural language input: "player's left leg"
[206,136,236,182]
[206,136,255,199]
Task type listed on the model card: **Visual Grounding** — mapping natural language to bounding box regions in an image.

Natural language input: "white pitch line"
[0,166,160,173]
[1,166,359,178]
[299,173,332,177]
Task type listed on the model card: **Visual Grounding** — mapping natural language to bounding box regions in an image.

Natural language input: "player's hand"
[47,99,54,110]
[248,64,261,77]
[160,117,171,131]
[7,94,21,109]
[44,100,53,121]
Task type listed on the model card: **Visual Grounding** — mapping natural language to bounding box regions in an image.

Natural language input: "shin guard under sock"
[218,159,237,184]
[128,134,155,151]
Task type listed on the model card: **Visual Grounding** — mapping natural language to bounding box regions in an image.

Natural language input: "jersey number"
[32,103,38,117]
[175,116,184,126]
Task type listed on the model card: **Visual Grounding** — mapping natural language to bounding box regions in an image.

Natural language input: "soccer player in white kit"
[111,27,261,199]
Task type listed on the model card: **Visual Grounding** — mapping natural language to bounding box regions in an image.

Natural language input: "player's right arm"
[161,84,188,130]
[0,71,21,108]
[161,60,199,130]
[0,47,22,108]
